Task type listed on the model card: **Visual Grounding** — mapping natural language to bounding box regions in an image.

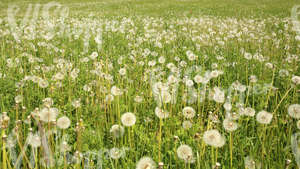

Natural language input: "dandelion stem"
[273,87,292,114]
[158,118,162,162]
[230,132,233,168]
[2,129,7,169]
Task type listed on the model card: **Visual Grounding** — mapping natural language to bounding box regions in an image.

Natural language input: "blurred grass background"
[0,0,297,18]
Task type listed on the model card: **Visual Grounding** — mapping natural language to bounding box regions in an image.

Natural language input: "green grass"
[0,0,298,18]
[0,0,299,169]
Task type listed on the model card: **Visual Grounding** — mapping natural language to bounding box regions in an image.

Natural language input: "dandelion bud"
[14,126,18,132]
[51,120,56,126]
[286,159,291,166]
[174,135,179,141]
[0,112,10,129]
[213,162,221,169]
[16,120,22,125]
[194,132,201,140]
[2,134,7,141]
[158,162,164,169]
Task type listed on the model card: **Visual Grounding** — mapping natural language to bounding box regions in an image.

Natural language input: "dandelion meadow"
[0,0,299,168]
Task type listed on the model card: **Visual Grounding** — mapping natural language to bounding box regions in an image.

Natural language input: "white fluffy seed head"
[203,129,225,148]
[223,118,238,132]
[136,156,156,169]
[57,116,71,129]
[28,133,41,148]
[121,112,136,127]
[155,107,169,119]
[182,106,195,119]
[177,144,194,163]
[243,107,256,117]
[110,124,125,138]
[182,120,193,129]
[39,107,58,122]
[109,148,125,159]
[288,104,300,119]
[256,110,273,124]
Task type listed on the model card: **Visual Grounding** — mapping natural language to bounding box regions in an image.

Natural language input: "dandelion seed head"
[155,107,169,119]
[39,107,58,122]
[256,110,273,124]
[136,156,156,169]
[121,112,136,127]
[182,106,195,119]
[288,104,300,119]
[110,124,125,138]
[177,144,194,163]
[57,116,71,129]
[223,118,238,132]
[203,129,225,148]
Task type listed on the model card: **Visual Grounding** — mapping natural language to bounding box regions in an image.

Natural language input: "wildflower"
[292,75,300,85]
[182,120,193,129]
[53,72,65,81]
[105,94,114,102]
[109,148,124,159]
[210,70,220,78]
[213,87,225,103]
[28,133,41,148]
[244,52,252,60]
[90,52,98,60]
[244,156,255,169]
[57,116,71,129]
[43,98,54,108]
[203,129,225,148]
[288,104,300,119]
[121,112,136,127]
[160,91,171,104]
[186,50,197,61]
[155,107,169,119]
[242,107,256,117]
[182,106,195,119]
[279,69,289,77]
[136,157,156,169]
[70,68,80,80]
[223,118,238,132]
[119,68,126,76]
[249,75,257,83]
[167,75,178,84]
[177,144,194,163]
[185,79,194,87]
[38,79,49,88]
[134,95,143,103]
[158,56,165,64]
[194,75,204,84]
[256,110,273,124]
[15,95,23,104]
[111,86,123,96]
[244,156,260,169]
[110,124,125,138]
[60,141,70,152]
[39,107,58,122]
[223,102,232,111]
[72,99,81,108]
[297,120,300,129]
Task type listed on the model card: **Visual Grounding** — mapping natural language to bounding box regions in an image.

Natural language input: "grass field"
[0,0,299,169]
